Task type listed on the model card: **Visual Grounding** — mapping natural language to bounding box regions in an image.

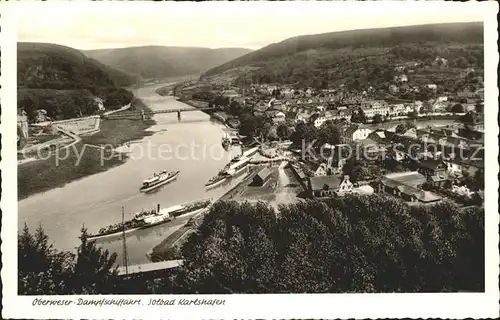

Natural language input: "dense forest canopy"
[202,22,484,89]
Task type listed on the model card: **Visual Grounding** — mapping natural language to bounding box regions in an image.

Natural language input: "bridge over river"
[103,107,216,120]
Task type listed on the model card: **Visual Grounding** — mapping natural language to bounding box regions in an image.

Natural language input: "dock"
[117,259,183,277]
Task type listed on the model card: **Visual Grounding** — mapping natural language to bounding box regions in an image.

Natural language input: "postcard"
[1,1,499,319]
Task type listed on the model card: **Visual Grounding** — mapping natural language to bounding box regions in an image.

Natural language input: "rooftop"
[256,167,272,181]
[309,175,348,191]
[382,171,427,189]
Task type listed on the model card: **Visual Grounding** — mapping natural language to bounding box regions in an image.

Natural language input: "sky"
[13,2,485,51]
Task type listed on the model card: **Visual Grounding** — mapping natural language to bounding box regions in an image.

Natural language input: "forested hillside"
[18,42,137,121]
[18,196,484,294]
[84,46,252,79]
[202,22,484,89]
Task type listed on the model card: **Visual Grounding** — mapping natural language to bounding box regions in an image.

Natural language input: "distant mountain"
[202,22,484,89]
[18,42,136,121]
[84,46,252,79]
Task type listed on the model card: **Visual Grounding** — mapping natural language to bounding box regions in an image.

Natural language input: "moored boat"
[140,170,180,192]
[205,174,229,189]
[169,198,212,217]
[87,200,210,241]
[241,146,259,158]
[225,156,251,177]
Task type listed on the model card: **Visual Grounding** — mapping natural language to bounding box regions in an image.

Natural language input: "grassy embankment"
[18,98,155,200]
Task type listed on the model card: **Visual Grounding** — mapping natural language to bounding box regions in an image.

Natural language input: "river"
[18,82,243,265]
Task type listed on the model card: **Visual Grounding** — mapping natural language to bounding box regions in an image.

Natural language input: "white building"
[94,97,105,111]
[342,125,373,144]
[361,101,390,118]
[389,104,407,116]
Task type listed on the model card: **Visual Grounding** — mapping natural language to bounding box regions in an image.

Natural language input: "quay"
[117,259,183,277]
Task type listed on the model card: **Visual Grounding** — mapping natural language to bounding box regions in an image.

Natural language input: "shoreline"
[149,167,259,258]
[18,97,156,201]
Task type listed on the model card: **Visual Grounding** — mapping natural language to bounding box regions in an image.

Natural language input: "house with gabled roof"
[377,171,442,204]
[308,175,353,198]
[341,124,373,144]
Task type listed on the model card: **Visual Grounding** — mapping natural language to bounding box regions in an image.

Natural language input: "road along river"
[18,82,244,265]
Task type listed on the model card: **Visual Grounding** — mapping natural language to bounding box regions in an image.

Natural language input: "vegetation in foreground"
[18,195,484,294]
[19,225,119,295]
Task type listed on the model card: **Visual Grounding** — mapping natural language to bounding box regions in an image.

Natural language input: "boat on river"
[229,146,259,164]
[87,199,212,241]
[225,157,251,177]
[169,198,212,217]
[205,172,229,189]
[241,146,259,158]
[140,170,180,192]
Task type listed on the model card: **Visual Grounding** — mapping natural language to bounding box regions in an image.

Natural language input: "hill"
[17,42,137,121]
[202,22,484,89]
[84,46,252,79]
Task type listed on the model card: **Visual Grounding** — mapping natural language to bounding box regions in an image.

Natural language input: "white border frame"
[2,2,499,319]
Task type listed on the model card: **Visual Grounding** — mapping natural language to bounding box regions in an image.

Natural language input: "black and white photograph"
[1,1,499,319]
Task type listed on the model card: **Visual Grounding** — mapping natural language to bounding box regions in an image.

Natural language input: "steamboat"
[87,199,212,241]
[205,171,230,189]
[140,169,180,192]
[225,156,251,177]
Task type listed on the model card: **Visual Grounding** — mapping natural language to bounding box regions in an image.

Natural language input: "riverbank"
[18,97,155,200]
[149,166,260,257]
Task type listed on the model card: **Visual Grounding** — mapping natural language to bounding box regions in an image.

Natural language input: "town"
[170,62,485,208]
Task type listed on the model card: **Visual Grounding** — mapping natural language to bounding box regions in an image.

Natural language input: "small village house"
[341,125,373,144]
[313,163,329,176]
[252,168,273,186]
[417,159,449,187]
[377,171,442,204]
[308,175,353,198]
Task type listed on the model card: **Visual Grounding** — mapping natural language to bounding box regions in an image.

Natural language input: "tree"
[173,197,484,293]
[420,101,433,114]
[372,113,383,124]
[18,225,119,295]
[318,121,341,146]
[451,104,465,113]
[239,113,268,139]
[475,102,484,114]
[276,123,292,139]
[458,111,477,126]
[351,108,367,124]
[291,122,317,147]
